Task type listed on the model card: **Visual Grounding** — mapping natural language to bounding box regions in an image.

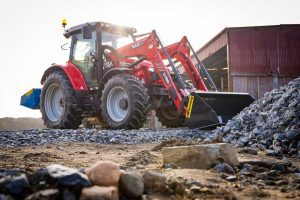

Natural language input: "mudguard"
[41,62,88,91]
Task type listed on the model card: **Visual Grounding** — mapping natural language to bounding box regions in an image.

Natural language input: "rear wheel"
[40,71,82,129]
[101,74,150,129]
[156,105,184,128]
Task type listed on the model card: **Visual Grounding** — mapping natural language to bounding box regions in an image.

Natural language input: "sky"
[0,0,299,118]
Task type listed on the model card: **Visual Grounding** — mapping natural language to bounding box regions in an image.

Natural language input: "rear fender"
[41,62,88,91]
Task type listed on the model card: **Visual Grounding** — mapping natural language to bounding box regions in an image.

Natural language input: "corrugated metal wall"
[228,28,278,75]
[228,26,300,99]
[278,28,300,75]
[232,76,294,99]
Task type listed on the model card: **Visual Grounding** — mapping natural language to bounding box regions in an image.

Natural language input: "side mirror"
[60,43,69,50]
[82,25,92,39]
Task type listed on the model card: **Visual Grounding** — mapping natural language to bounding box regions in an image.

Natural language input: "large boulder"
[161,143,239,169]
[85,161,121,187]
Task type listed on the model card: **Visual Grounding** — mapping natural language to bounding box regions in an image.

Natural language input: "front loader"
[21,21,254,129]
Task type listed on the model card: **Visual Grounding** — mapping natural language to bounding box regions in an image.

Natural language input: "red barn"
[196,24,300,99]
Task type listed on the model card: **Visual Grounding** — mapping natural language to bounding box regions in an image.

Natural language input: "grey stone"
[25,189,59,200]
[286,130,300,141]
[226,175,237,182]
[293,168,300,173]
[162,143,239,169]
[5,168,25,177]
[28,169,48,187]
[223,126,231,133]
[213,163,235,174]
[239,147,258,155]
[258,144,266,151]
[275,180,289,186]
[267,170,279,177]
[46,164,90,188]
[189,185,201,193]
[0,174,30,198]
[271,163,286,172]
[294,173,300,177]
[165,176,186,196]
[274,132,286,141]
[288,148,298,156]
[0,194,14,200]
[281,157,292,167]
[164,163,177,169]
[239,160,277,169]
[62,189,77,200]
[241,164,253,173]
[265,149,277,157]
[142,170,168,193]
[119,171,144,198]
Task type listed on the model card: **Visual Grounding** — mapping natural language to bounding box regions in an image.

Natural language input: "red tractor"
[21,21,254,129]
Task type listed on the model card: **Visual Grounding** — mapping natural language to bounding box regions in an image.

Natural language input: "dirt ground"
[1,142,300,200]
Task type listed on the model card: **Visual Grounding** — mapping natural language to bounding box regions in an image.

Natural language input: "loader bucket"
[184,91,254,129]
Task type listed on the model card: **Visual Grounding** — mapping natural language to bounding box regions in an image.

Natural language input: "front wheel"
[100,74,150,129]
[156,105,184,128]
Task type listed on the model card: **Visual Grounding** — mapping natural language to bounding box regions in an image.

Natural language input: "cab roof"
[63,21,137,38]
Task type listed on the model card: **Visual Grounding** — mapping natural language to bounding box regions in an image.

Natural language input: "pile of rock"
[0,161,187,200]
[211,77,300,158]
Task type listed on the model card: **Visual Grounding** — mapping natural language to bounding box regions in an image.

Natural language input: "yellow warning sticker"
[186,95,194,119]
[25,89,33,96]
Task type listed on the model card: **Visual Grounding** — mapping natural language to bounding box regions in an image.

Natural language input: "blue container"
[20,88,41,109]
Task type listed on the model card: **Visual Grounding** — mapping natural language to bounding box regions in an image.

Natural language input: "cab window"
[70,32,97,86]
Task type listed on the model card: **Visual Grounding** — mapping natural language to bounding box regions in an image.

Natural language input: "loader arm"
[160,36,208,91]
[116,31,184,112]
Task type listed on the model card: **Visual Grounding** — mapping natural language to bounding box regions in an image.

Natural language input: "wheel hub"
[59,98,64,108]
[106,86,129,122]
[119,98,128,110]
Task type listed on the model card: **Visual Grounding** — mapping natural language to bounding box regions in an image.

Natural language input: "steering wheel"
[101,45,126,68]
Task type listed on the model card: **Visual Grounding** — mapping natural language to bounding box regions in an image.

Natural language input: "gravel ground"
[0,128,210,147]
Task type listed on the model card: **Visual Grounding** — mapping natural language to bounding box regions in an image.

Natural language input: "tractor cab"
[63,22,137,87]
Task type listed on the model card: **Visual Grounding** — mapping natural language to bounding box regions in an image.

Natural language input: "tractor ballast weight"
[20,88,41,109]
[20,21,254,129]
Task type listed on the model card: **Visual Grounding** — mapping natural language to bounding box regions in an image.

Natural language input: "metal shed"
[196,24,300,99]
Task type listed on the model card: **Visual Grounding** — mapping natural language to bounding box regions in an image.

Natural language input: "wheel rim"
[106,86,129,122]
[44,84,64,122]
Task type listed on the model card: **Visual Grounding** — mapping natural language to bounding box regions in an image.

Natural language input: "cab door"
[70,32,97,87]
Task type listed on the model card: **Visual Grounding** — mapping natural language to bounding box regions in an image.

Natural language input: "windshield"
[102,32,133,49]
